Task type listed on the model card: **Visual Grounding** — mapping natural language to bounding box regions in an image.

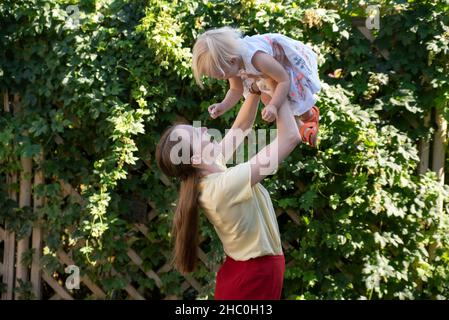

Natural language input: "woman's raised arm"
[249,100,301,186]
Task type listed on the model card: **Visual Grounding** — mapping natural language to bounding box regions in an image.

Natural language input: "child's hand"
[261,104,277,122]
[208,103,225,119]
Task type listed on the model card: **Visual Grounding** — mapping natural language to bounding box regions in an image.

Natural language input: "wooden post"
[432,107,447,185]
[15,94,32,299]
[31,150,44,299]
[3,90,9,112]
[2,91,16,300]
[418,111,431,175]
[429,106,448,262]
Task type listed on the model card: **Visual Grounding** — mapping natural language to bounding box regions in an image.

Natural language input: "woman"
[156,91,302,300]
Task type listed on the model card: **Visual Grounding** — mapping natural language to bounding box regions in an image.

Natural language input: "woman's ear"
[230,57,236,65]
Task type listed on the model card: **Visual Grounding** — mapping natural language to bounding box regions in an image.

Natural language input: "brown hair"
[155,124,200,275]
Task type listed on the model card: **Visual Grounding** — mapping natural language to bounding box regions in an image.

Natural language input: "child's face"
[223,59,240,79]
[209,58,240,80]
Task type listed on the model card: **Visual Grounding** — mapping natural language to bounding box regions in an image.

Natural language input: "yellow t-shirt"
[198,153,283,261]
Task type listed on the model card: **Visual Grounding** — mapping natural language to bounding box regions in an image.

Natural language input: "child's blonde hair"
[192,26,242,88]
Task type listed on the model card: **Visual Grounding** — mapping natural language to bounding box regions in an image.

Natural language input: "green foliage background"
[1,0,449,299]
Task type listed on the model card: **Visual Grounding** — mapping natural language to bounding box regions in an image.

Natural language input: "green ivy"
[0,0,448,299]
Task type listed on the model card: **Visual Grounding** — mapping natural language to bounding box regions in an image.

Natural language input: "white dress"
[238,33,321,116]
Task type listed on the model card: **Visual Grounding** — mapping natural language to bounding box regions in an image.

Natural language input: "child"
[192,26,321,147]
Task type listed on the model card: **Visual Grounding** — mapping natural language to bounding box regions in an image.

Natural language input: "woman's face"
[172,124,218,165]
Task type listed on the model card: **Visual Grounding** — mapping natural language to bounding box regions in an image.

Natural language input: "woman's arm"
[249,100,301,186]
[219,93,260,163]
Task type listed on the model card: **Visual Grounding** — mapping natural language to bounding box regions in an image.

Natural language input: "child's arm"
[208,77,243,119]
[251,52,290,122]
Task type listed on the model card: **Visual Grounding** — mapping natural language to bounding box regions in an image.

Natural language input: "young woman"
[156,91,301,299]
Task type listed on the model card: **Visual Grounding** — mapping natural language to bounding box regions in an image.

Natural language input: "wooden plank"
[157,262,172,274]
[49,294,62,300]
[418,111,431,175]
[30,225,42,299]
[147,210,158,222]
[110,268,145,300]
[2,92,16,300]
[41,272,74,300]
[127,248,162,288]
[183,274,202,292]
[197,248,209,267]
[275,208,283,217]
[432,107,447,185]
[181,281,190,292]
[2,192,16,300]
[31,151,44,299]
[134,223,149,237]
[430,107,447,262]
[3,90,9,112]
[16,94,32,299]
[353,21,390,60]
[286,209,301,225]
[282,241,293,250]
[59,179,85,205]
[16,158,32,297]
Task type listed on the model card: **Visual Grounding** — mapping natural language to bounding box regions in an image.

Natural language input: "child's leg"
[260,77,318,147]
[296,113,319,147]
[299,109,314,122]
[261,93,271,106]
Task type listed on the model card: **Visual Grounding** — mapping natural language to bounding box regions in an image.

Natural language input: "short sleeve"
[215,162,253,206]
[215,152,228,169]
[240,35,273,75]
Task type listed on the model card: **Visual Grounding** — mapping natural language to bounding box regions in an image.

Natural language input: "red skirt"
[214,254,285,300]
